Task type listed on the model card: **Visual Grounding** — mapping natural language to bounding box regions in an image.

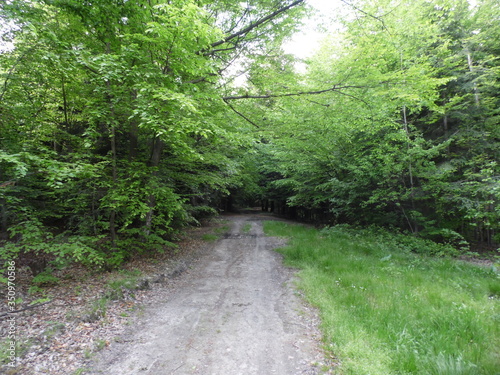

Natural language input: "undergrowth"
[264,222,500,375]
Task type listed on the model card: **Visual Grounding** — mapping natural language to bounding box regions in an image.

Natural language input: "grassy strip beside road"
[264,222,499,375]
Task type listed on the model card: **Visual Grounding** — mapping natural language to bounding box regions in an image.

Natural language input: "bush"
[31,270,60,286]
[0,219,105,280]
[321,224,459,257]
[186,205,219,222]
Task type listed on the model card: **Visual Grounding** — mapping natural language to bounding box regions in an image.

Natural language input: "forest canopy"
[0,0,498,273]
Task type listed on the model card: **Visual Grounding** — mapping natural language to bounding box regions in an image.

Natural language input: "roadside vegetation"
[1,0,499,370]
[1,0,499,287]
[264,221,500,375]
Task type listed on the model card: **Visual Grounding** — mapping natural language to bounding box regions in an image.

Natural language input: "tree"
[248,0,499,249]
[0,0,308,271]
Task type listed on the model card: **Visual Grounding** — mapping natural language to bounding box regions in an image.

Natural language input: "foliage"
[31,270,60,287]
[1,0,498,274]
[248,0,500,252]
[322,224,459,257]
[0,0,306,272]
[264,220,500,375]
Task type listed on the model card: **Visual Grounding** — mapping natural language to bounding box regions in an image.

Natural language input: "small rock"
[135,278,150,291]
[167,262,188,278]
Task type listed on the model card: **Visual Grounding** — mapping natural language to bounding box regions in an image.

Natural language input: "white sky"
[283,0,479,59]
[283,0,344,59]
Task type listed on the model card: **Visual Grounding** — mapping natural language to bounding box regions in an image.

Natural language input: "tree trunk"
[402,105,417,233]
[109,121,117,246]
[466,50,480,107]
[144,135,164,236]
[0,197,7,240]
[106,58,118,246]
[129,119,139,160]
[129,90,139,160]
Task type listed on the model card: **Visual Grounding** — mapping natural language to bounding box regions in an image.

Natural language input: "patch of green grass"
[31,269,60,286]
[242,223,252,233]
[200,222,230,242]
[118,268,142,277]
[83,348,92,359]
[72,368,88,375]
[105,269,146,299]
[107,277,138,292]
[88,296,108,320]
[0,339,12,365]
[42,321,65,340]
[94,339,107,351]
[214,225,230,235]
[264,221,500,375]
[201,233,219,242]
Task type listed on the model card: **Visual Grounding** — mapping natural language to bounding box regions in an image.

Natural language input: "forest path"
[88,213,327,375]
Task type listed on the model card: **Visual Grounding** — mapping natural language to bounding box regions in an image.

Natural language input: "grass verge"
[264,221,500,375]
[201,222,231,242]
[242,223,252,233]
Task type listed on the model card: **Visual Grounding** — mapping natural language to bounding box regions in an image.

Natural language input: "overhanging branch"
[222,85,366,101]
[207,0,305,52]
[340,0,392,33]
[223,99,260,128]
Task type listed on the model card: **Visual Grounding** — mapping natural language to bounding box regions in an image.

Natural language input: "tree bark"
[466,49,480,107]
[403,105,417,233]
[144,136,164,236]
[109,121,117,246]
[0,197,7,240]
[129,119,139,160]
[106,76,118,246]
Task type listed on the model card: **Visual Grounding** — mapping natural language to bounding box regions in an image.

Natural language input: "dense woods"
[242,0,500,250]
[0,0,498,274]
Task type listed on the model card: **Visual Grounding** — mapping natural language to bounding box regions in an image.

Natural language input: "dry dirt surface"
[87,214,329,375]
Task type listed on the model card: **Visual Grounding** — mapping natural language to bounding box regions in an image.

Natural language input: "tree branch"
[185,73,218,84]
[0,300,52,319]
[223,99,260,128]
[333,89,372,107]
[204,46,238,56]
[0,45,37,102]
[306,99,330,107]
[222,85,365,101]
[340,0,392,33]
[207,0,305,51]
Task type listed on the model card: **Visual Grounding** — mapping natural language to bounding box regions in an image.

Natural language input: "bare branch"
[340,0,392,33]
[306,99,330,107]
[0,45,37,102]
[0,300,52,319]
[222,85,366,101]
[207,0,305,51]
[226,6,250,34]
[223,100,260,128]
[185,73,218,84]
[333,89,372,107]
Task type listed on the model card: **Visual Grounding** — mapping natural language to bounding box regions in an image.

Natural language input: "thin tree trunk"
[129,90,139,160]
[129,119,139,160]
[466,50,480,107]
[443,113,451,157]
[0,197,7,240]
[402,105,418,233]
[109,122,117,246]
[103,41,119,247]
[91,184,98,236]
[144,135,164,236]
[61,75,69,127]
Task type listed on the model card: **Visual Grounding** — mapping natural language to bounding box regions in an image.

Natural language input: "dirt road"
[88,214,327,375]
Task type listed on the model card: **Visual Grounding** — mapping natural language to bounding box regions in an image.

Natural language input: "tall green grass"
[264,222,500,375]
